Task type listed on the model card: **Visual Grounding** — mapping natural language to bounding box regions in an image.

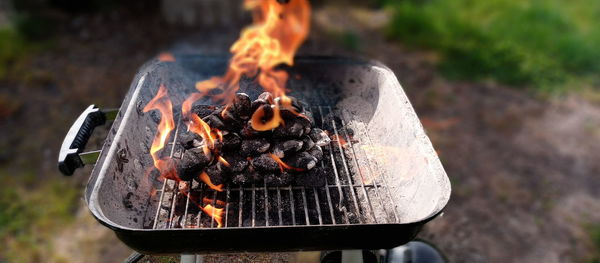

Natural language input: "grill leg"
[123,252,144,263]
[341,250,364,263]
[181,254,204,263]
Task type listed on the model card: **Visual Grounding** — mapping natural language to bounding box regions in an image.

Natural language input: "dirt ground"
[3,4,600,263]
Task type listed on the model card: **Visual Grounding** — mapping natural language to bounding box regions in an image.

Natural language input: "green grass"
[0,171,80,262]
[589,223,600,263]
[0,27,29,79]
[384,0,600,93]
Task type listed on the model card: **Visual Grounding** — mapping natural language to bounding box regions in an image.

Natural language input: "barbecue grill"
[58,55,450,254]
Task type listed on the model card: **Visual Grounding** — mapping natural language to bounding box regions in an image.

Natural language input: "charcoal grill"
[58,55,450,254]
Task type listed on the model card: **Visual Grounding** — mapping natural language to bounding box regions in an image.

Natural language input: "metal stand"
[181,254,204,263]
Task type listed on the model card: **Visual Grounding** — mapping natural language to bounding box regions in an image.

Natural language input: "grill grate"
[147,106,399,229]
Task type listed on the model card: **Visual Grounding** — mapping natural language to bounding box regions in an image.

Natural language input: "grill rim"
[83,55,450,253]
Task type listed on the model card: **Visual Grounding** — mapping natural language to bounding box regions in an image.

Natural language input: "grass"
[383,0,600,93]
[0,27,30,80]
[589,223,600,263]
[0,170,80,262]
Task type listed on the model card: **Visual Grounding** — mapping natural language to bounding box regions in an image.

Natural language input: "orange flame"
[143,85,176,176]
[269,153,304,172]
[201,204,224,228]
[217,156,230,167]
[199,171,224,192]
[184,0,311,130]
[202,197,227,206]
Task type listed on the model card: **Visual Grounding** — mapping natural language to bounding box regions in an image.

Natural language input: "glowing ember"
[199,171,224,192]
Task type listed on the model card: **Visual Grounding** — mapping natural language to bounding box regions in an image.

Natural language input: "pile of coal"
[175,92,331,187]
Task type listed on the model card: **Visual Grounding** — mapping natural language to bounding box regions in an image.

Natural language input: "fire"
[202,197,227,206]
[199,171,224,192]
[217,156,230,167]
[183,0,311,130]
[201,205,224,228]
[269,153,304,172]
[144,0,312,229]
[143,85,176,177]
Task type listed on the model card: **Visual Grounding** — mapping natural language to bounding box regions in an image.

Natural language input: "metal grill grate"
[148,106,399,229]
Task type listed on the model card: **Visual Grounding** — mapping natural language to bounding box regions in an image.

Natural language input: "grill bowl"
[83,55,450,254]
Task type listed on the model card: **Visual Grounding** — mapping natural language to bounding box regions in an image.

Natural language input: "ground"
[1,3,600,263]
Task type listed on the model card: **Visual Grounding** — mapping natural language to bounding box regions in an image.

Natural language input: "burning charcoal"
[219,107,244,131]
[178,148,211,181]
[231,93,252,120]
[232,174,249,185]
[309,128,331,147]
[251,92,274,112]
[241,121,262,138]
[240,138,270,156]
[204,162,229,185]
[232,167,263,185]
[272,140,304,158]
[251,154,280,172]
[254,104,275,124]
[275,96,303,113]
[265,172,293,186]
[300,136,315,152]
[273,118,305,139]
[286,152,318,171]
[222,133,242,151]
[307,145,323,162]
[192,105,217,118]
[227,154,248,173]
[202,114,226,130]
[294,167,328,187]
[178,131,202,150]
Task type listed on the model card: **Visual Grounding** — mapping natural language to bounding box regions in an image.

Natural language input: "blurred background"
[1,0,600,262]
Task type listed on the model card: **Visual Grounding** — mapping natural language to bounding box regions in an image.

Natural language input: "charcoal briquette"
[273,118,305,139]
[307,145,323,162]
[240,138,271,156]
[202,114,226,130]
[251,154,280,172]
[227,154,248,173]
[178,131,201,150]
[232,93,252,120]
[222,133,242,151]
[192,105,217,118]
[300,136,315,152]
[309,128,331,147]
[204,162,229,185]
[286,151,318,171]
[178,148,211,181]
[272,139,304,158]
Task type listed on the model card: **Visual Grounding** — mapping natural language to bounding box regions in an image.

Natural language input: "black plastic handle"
[58,105,107,175]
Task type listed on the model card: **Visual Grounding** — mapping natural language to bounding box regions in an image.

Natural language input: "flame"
[217,156,230,167]
[330,134,347,147]
[184,0,311,130]
[269,153,304,172]
[203,197,227,206]
[199,171,224,192]
[201,204,224,228]
[143,85,176,177]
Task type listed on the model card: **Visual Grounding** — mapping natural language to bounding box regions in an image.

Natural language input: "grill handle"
[58,105,117,176]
